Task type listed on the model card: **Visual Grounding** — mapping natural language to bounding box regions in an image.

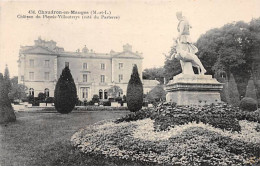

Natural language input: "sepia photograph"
[0,0,260,166]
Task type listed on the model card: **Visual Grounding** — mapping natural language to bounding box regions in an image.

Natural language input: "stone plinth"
[166,74,223,106]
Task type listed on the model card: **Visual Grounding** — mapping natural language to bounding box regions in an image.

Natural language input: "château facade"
[18,37,152,101]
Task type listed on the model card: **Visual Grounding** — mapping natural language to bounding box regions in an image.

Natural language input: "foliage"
[239,97,258,111]
[8,76,28,101]
[126,64,143,112]
[72,117,260,166]
[250,18,260,102]
[75,106,128,111]
[225,73,240,106]
[195,19,260,98]
[0,72,16,124]
[146,85,166,104]
[54,66,77,114]
[45,97,54,103]
[115,109,151,123]
[117,102,242,132]
[107,86,123,99]
[115,96,122,102]
[4,65,11,92]
[142,67,165,84]
[92,94,99,103]
[163,57,182,83]
[256,123,260,132]
[38,92,46,101]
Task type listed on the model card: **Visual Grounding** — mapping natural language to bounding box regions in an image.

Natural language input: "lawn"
[0,110,130,166]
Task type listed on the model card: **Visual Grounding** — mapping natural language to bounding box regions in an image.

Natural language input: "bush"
[38,92,46,101]
[54,66,77,114]
[92,94,99,103]
[115,96,122,102]
[240,97,258,111]
[126,65,143,112]
[116,102,242,132]
[103,101,111,106]
[45,97,54,103]
[28,95,34,103]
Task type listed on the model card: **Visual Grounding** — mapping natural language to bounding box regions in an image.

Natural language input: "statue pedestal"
[166,74,223,106]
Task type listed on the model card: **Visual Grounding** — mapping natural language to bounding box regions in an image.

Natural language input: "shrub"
[38,92,46,102]
[115,96,122,102]
[103,101,111,106]
[88,100,94,106]
[28,95,34,103]
[45,97,54,103]
[0,72,16,124]
[239,97,258,111]
[116,102,242,132]
[92,94,99,103]
[126,64,143,112]
[54,66,77,114]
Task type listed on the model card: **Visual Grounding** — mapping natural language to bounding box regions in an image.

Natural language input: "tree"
[249,18,260,103]
[0,72,16,124]
[8,76,28,102]
[54,66,77,114]
[107,85,123,98]
[38,92,46,102]
[92,94,99,103]
[196,20,254,99]
[163,45,182,83]
[164,57,182,83]
[142,67,165,84]
[146,85,166,103]
[126,64,143,112]
[4,65,11,92]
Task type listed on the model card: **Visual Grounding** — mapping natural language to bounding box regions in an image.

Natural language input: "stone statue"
[173,11,206,75]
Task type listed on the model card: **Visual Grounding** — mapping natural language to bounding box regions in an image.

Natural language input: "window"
[29,88,34,97]
[101,63,105,70]
[83,74,87,82]
[44,88,49,97]
[119,63,123,69]
[45,60,50,68]
[21,76,24,81]
[81,87,88,100]
[65,62,69,68]
[101,75,105,83]
[104,90,108,99]
[44,72,49,81]
[83,63,88,70]
[29,72,34,80]
[99,89,103,99]
[29,59,34,68]
[119,74,123,82]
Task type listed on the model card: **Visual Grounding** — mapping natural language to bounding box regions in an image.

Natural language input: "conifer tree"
[4,65,11,92]
[0,72,16,124]
[126,64,143,112]
[54,66,77,114]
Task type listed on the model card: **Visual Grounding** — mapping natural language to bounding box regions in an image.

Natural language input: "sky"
[0,0,260,77]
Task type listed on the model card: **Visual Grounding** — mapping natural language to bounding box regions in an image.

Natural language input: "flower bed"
[71,118,260,165]
[116,103,245,132]
[72,103,260,165]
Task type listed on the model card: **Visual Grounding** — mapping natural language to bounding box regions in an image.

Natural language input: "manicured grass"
[0,110,129,166]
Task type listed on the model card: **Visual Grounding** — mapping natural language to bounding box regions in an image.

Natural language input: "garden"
[71,102,260,166]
